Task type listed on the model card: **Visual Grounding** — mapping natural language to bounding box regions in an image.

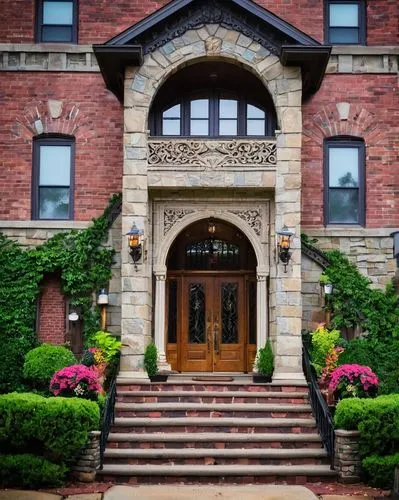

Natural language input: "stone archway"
[120,24,304,380]
[152,201,270,370]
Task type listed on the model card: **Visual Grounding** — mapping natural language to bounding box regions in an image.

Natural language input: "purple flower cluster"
[50,364,102,398]
[329,364,379,397]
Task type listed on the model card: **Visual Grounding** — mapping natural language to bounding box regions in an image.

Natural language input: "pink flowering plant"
[50,364,102,400]
[328,364,379,399]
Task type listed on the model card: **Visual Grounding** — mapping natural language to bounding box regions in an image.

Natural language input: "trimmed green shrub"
[0,336,33,394]
[334,394,399,457]
[144,343,158,377]
[23,344,76,389]
[255,340,274,376]
[362,453,399,489]
[0,392,100,463]
[338,339,399,395]
[0,454,66,488]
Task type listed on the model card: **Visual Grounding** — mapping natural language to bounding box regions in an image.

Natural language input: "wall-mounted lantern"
[97,288,109,331]
[390,231,399,267]
[127,222,144,270]
[276,225,294,272]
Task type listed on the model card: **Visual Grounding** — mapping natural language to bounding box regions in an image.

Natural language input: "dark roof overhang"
[280,45,332,96]
[94,0,331,103]
[93,45,142,100]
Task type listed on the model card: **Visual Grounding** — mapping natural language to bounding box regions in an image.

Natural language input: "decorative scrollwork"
[229,209,262,236]
[131,0,290,56]
[148,139,276,170]
[164,209,195,234]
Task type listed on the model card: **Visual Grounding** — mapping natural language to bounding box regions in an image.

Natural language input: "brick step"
[111,417,317,434]
[116,381,308,394]
[97,464,337,484]
[114,402,312,419]
[103,447,329,466]
[117,390,308,404]
[106,432,324,450]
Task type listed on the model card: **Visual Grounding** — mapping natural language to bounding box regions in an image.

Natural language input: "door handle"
[213,318,219,354]
[207,316,211,353]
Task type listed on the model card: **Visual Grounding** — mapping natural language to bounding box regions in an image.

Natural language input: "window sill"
[302,226,399,238]
[0,220,90,230]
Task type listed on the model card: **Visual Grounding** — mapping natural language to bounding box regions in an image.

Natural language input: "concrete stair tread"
[107,432,323,442]
[115,402,311,411]
[113,417,315,426]
[117,390,308,398]
[98,464,336,476]
[117,379,308,387]
[104,448,328,458]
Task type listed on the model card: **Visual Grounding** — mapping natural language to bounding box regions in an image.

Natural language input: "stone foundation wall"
[335,429,361,484]
[304,229,396,290]
[70,430,100,482]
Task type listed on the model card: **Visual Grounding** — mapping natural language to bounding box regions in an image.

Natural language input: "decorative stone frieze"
[164,209,195,235]
[148,139,277,170]
[335,430,361,484]
[229,209,262,236]
[70,430,100,483]
[0,44,98,72]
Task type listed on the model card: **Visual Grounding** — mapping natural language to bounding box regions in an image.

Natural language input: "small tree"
[255,340,274,377]
[144,343,158,377]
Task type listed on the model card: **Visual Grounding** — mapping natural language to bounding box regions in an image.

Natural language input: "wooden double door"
[167,274,254,372]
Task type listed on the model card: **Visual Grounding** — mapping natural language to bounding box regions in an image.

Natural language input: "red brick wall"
[0,0,396,45]
[302,74,399,228]
[38,274,65,344]
[0,72,123,221]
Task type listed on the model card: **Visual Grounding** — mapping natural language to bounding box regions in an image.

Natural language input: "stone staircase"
[97,378,337,484]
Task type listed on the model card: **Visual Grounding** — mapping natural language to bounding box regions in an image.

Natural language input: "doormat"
[192,376,234,382]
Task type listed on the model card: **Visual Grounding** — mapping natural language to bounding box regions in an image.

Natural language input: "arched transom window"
[150,62,277,138]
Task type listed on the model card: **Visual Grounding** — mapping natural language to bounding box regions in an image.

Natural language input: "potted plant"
[144,343,168,382]
[253,340,274,383]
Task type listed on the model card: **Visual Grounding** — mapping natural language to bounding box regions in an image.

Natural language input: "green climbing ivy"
[0,194,121,393]
[301,234,399,341]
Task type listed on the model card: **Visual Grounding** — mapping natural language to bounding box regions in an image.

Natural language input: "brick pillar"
[335,429,361,483]
[38,274,65,345]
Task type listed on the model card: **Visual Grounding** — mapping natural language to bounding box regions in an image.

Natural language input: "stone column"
[272,75,304,381]
[119,67,152,378]
[256,271,268,349]
[154,269,171,371]
[335,430,361,483]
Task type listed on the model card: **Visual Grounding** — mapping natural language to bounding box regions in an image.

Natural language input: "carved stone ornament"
[131,0,290,56]
[164,209,195,234]
[148,139,277,170]
[229,209,262,236]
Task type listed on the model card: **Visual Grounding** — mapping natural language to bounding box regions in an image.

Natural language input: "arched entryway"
[165,218,258,373]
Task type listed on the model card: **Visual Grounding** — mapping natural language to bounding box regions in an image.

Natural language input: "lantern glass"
[97,288,109,305]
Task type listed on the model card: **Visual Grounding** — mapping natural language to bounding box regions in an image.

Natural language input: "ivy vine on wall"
[0,193,121,393]
[301,234,399,341]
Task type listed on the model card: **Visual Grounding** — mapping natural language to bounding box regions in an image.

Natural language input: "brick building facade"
[0,0,397,380]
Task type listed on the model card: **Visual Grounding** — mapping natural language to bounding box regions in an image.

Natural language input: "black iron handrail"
[99,373,117,469]
[302,343,335,468]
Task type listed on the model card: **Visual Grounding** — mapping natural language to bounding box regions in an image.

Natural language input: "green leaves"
[0,194,121,392]
[324,249,399,341]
